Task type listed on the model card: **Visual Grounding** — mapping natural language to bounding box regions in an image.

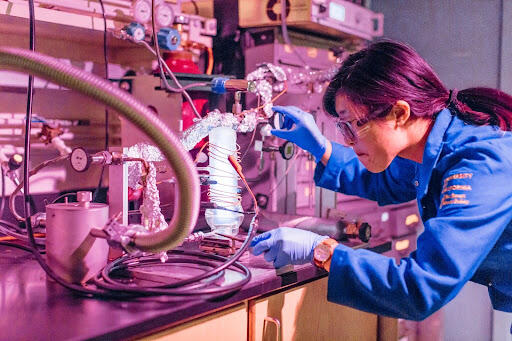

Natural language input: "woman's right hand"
[271,106,327,161]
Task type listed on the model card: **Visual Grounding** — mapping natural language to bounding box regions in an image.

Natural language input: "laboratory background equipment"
[0,0,446,339]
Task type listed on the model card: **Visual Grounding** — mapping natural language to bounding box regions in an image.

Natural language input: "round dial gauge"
[70,147,90,172]
[133,0,152,24]
[156,4,174,27]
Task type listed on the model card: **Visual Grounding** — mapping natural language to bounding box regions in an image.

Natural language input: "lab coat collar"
[417,108,454,197]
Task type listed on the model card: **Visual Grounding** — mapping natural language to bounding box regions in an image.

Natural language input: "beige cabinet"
[142,303,248,341]
[141,277,398,341]
[249,277,380,341]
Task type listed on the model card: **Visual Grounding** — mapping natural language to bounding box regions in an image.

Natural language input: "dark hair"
[323,40,512,131]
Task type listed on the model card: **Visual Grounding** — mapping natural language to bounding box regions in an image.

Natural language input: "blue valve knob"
[211,77,229,94]
[124,22,146,41]
[157,28,181,51]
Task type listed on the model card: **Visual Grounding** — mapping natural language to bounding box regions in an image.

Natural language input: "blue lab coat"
[314,108,512,320]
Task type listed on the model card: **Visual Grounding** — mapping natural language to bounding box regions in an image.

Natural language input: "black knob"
[255,193,269,209]
[358,222,371,243]
[8,154,23,171]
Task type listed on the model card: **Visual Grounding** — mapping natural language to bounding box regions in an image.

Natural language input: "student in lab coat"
[250,40,512,321]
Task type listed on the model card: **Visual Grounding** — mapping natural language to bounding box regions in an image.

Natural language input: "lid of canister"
[46,191,107,211]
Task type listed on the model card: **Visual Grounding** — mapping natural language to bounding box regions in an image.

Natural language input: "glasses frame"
[334,105,394,144]
[335,116,370,144]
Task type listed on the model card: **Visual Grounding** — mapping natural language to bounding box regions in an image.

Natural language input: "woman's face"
[334,95,408,173]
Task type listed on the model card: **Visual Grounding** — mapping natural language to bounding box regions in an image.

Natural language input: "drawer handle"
[263,316,282,341]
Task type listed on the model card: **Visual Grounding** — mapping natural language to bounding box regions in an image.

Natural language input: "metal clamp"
[263,316,282,341]
[92,215,145,254]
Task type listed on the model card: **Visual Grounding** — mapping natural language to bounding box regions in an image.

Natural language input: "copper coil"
[206,142,243,208]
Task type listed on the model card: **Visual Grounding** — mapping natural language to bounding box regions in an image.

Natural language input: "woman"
[250,40,512,320]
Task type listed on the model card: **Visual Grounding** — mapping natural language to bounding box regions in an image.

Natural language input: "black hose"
[93,0,109,203]
[0,167,5,220]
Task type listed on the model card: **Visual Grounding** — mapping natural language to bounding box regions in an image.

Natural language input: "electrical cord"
[93,156,259,296]
[268,148,301,196]
[150,0,203,119]
[9,155,70,222]
[51,192,77,204]
[23,0,35,224]
[93,0,109,203]
[0,220,44,244]
[94,249,251,296]
[0,219,25,233]
[19,0,131,299]
[280,0,307,66]
[6,6,256,297]
[130,39,208,93]
[191,0,199,15]
[0,167,5,220]
[0,240,45,254]
[0,47,206,297]
[7,50,254,301]
[0,240,35,253]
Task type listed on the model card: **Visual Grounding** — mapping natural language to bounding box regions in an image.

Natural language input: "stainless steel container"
[45,191,109,284]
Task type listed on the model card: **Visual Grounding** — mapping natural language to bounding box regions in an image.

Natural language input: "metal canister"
[45,191,109,284]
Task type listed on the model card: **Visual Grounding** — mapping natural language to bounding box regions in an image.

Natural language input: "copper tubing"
[206,47,214,75]
[0,47,200,253]
[223,79,251,92]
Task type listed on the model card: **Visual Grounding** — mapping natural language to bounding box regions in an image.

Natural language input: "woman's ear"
[389,100,411,127]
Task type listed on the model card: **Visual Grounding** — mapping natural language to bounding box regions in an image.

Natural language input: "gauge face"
[281,141,295,160]
[70,148,89,172]
[156,4,174,27]
[133,0,152,24]
[132,26,145,41]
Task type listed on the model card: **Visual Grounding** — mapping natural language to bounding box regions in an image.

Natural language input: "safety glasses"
[335,105,393,144]
[335,116,370,144]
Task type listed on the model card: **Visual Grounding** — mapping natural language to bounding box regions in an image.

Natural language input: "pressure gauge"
[70,147,91,172]
[279,141,295,160]
[155,3,174,27]
[133,0,152,24]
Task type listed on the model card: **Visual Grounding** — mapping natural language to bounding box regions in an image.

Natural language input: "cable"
[0,167,5,220]
[268,148,301,196]
[245,81,288,116]
[51,192,76,204]
[93,0,109,203]
[150,0,202,119]
[240,124,258,163]
[191,0,200,15]
[205,47,214,75]
[128,39,208,93]
[0,220,44,245]
[0,233,44,242]
[0,48,201,297]
[9,155,70,222]
[94,249,251,296]
[15,3,132,298]
[280,0,307,66]
[0,219,25,233]
[23,0,36,224]
[193,141,209,163]
[92,153,259,296]
[0,240,34,253]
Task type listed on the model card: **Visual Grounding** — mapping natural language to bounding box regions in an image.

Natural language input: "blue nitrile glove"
[271,106,327,161]
[250,227,329,268]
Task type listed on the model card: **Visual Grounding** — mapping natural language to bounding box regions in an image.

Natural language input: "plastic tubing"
[0,47,200,253]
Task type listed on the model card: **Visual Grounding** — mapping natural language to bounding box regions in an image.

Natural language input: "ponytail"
[450,87,512,131]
